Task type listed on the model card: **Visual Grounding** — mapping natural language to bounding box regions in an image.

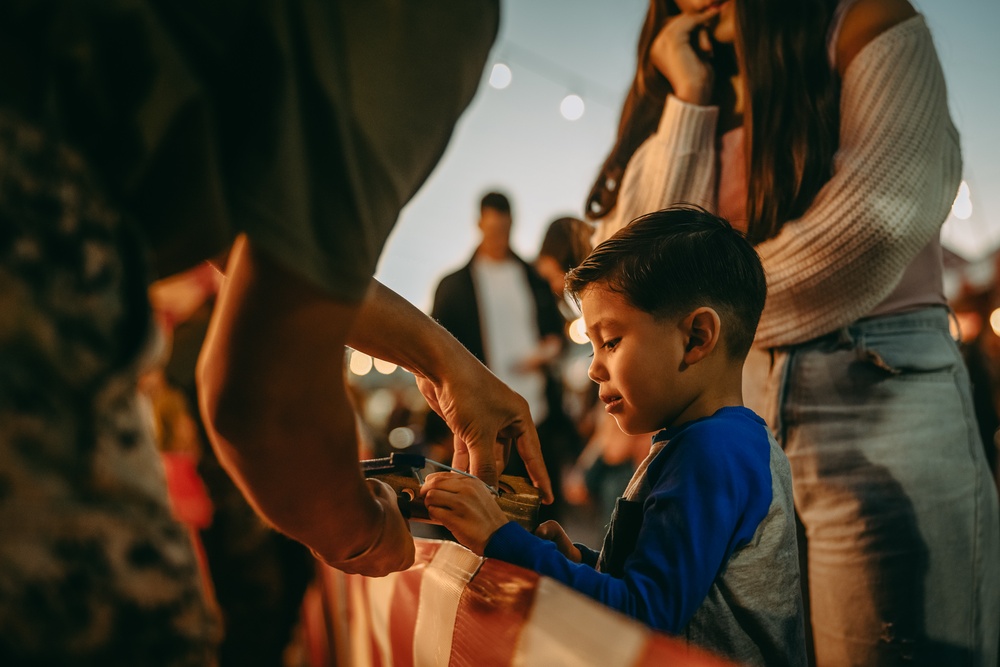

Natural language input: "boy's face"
[581,285,694,435]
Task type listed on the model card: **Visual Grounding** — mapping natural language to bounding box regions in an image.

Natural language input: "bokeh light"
[953,311,982,342]
[989,308,1000,338]
[569,317,589,345]
[560,94,585,120]
[388,427,416,450]
[348,350,373,376]
[373,358,398,375]
[489,63,512,89]
[952,180,972,220]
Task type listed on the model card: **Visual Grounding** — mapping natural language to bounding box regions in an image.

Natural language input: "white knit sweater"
[594,15,961,348]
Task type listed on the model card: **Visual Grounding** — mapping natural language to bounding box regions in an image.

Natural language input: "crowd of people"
[1,0,998,666]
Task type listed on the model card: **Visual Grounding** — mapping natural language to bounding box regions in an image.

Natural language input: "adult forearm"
[348,280,471,383]
[594,96,719,246]
[197,236,384,562]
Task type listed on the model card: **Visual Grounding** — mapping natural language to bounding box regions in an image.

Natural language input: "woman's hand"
[422,472,509,555]
[649,6,721,105]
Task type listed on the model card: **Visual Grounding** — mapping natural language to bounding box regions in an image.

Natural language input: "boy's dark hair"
[480,191,511,215]
[565,205,766,359]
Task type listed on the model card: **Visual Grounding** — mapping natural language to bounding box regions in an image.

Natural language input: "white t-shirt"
[472,257,548,423]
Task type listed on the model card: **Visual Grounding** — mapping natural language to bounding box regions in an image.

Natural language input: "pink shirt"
[717,127,748,233]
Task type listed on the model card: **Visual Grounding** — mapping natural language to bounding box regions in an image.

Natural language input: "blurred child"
[422,206,806,666]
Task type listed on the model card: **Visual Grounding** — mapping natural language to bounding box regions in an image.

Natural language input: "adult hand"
[649,6,720,105]
[422,472,509,555]
[534,520,582,563]
[346,280,553,504]
[318,479,415,577]
[414,358,554,504]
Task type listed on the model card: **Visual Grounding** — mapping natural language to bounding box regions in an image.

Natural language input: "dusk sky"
[375,0,1000,313]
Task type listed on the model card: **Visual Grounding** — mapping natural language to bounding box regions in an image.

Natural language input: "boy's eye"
[603,338,621,351]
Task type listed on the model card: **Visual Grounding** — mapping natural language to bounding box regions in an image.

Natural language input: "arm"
[349,280,553,502]
[592,8,724,247]
[197,237,551,581]
[755,9,960,347]
[197,235,414,575]
[593,98,720,246]
[424,437,757,634]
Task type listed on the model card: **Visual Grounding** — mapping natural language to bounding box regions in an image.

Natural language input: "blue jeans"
[747,307,1000,666]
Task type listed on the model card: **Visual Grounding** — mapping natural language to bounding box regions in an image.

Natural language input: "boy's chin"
[612,415,646,436]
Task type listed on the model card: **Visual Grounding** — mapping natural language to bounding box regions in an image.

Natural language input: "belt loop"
[945,306,963,343]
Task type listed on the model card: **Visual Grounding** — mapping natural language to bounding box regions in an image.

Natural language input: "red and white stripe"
[306,539,734,667]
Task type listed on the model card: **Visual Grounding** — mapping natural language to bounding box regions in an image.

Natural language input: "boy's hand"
[534,520,582,563]
[421,472,508,555]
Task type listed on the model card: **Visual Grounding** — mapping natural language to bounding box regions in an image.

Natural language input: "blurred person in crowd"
[535,215,593,314]
[432,192,567,518]
[0,2,552,663]
[535,215,597,515]
[586,0,999,663]
[952,294,1000,492]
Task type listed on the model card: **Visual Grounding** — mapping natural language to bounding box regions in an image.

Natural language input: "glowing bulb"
[953,311,982,342]
[560,94,585,121]
[952,181,972,220]
[388,427,416,450]
[489,63,512,89]
[569,318,589,345]
[349,350,373,376]
[989,309,1000,338]
[373,358,398,375]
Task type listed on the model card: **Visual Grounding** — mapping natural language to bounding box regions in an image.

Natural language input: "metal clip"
[361,452,541,531]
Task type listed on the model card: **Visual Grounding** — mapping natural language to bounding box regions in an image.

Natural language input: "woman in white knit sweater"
[588,0,1000,664]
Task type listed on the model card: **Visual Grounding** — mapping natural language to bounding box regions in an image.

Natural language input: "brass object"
[361,453,541,532]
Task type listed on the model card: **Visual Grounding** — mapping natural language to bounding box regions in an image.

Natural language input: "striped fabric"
[306,539,734,667]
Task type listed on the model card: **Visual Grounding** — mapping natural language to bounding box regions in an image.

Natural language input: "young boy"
[421,206,806,666]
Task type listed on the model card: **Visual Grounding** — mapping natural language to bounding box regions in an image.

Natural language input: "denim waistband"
[789,305,953,351]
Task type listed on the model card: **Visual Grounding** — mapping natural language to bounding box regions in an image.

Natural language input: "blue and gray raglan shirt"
[485,406,806,666]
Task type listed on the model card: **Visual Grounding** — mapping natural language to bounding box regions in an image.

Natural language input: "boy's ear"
[682,307,721,365]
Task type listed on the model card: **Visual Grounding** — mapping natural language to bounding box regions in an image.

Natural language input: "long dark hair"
[586,0,840,245]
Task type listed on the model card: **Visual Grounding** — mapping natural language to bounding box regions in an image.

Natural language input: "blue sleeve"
[486,422,772,633]
[575,543,599,568]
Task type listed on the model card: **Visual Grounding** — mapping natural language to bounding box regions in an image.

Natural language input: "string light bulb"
[489,63,512,89]
[373,358,398,375]
[952,181,972,220]
[560,94,585,120]
[348,350,373,376]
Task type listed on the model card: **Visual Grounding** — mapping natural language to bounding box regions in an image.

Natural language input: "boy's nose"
[588,357,607,383]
